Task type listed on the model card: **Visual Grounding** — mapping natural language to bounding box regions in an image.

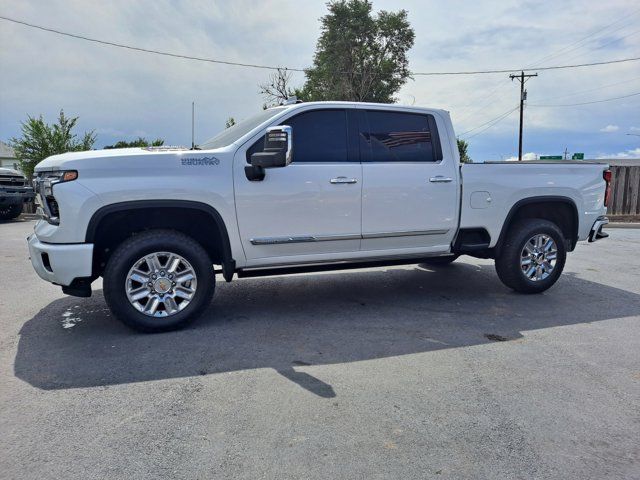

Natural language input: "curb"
[606,222,640,229]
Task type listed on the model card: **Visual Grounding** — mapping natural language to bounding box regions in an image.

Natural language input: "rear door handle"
[429,176,453,183]
[330,176,358,184]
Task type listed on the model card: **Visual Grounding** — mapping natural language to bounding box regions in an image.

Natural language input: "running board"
[235,256,444,279]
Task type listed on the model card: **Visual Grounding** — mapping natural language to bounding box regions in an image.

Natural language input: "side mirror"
[250,125,292,168]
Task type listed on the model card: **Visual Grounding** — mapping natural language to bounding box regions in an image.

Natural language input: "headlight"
[35,170,78,224]
[42,170,78,194]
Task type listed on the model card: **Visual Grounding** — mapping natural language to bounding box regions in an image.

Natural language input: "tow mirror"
[250,125,292,168]
[245,125,292,181]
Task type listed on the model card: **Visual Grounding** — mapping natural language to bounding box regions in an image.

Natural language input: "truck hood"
[0,167,24,178]
[34,147,229,172]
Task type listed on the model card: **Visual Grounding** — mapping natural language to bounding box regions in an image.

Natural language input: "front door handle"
[330,176,358,184]
[429,176,453,183]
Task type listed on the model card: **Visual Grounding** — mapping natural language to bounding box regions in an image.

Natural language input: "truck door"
[359,108,459,253]
[233,108,362,266]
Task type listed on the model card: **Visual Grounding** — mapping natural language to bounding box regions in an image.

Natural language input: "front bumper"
[0,187,35,205]
[27,234,94,286]
[588,216,609,242]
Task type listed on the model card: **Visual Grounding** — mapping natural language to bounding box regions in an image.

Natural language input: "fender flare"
[85,200,235,281]
[495,195,579,254]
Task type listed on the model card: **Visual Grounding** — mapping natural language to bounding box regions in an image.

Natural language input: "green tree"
[457,138,472,163]
[225,117,236,129]
[10,110,95,179]
[298,0,414,103]
[104,137,164,149]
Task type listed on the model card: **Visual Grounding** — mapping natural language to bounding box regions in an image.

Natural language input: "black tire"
[420,255,459,266]
[495,218,566,294]
[0,203,22,220]
[103,230,215,332]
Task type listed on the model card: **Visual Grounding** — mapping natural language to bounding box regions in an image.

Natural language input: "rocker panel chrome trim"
[250,229,449,245]
[362,229,449,239]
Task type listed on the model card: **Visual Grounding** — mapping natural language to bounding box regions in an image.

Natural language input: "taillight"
[603,169,612,207]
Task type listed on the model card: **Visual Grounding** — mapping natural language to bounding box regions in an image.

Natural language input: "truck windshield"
[199,107,287,149]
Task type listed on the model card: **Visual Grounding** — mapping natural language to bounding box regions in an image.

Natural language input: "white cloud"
[503,152,540,162]
[596,147,640,159]
[600,125,620,133]
[630,126,640,132]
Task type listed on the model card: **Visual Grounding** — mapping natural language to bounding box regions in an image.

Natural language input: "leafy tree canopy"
[457,138,472,163]
[298,0,414,103]
[10,110,95,179]
[104,137,164,149]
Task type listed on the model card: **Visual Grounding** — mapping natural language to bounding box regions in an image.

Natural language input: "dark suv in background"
[0,167,34,220]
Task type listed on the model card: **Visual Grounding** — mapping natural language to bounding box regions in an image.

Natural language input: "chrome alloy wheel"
[125,252,198,317]
[520,234,558,282]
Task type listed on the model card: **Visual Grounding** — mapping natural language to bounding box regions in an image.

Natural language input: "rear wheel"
[495,219,566,293]
[103,230,215,332]
[0,203,22,220]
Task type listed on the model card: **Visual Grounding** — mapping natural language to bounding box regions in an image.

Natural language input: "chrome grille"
[0,176,25,186]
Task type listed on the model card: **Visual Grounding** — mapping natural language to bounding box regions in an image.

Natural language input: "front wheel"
[103,230,215,332]
[495,219,566,294]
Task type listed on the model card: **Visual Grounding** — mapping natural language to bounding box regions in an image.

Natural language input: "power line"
[536,75,640,101]
[529,91,640,106]
[459,90,639,140]
[1,14,639,76]
[411,57,640,76]
[458,105,520,137]
[452,10,640,144]
[550,28,640,66]
[448,9,640,120]
[0,15,304,72]
[464,107,520,140]
[527,8,640,68]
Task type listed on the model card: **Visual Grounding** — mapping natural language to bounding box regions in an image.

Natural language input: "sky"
[0,0,639,161]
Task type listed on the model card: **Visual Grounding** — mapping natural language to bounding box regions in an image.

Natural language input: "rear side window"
[363,111,437,162]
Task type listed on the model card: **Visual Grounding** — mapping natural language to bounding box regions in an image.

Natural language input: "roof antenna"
[191,101,195,150]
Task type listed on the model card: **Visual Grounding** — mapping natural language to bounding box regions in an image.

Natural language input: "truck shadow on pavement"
[14,262,640,397]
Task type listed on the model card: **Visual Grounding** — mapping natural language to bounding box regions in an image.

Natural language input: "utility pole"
[191,101,195,150]
[510,71,537,161]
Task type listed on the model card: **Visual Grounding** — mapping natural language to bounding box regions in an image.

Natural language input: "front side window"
[246,109,349,163]
[363,111,436,162]
[287,109,348,163]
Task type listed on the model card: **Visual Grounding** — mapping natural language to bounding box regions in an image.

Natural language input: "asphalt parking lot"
[0,219,639,480]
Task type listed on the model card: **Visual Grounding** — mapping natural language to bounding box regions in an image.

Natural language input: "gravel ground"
[1,219,639,480]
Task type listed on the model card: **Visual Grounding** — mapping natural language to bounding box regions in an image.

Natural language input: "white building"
[0,141,20,171]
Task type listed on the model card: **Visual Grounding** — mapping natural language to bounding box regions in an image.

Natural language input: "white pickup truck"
[28,101,610,332]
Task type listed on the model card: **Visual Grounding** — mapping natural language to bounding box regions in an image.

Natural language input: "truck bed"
[481,160,606,165]
[459,161,608,247]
